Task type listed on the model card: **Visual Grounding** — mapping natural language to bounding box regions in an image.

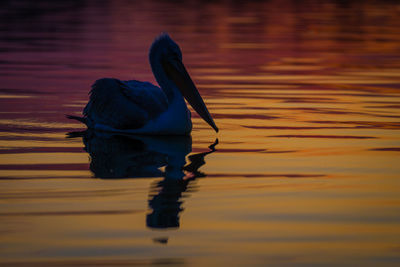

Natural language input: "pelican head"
[149,33,218,133]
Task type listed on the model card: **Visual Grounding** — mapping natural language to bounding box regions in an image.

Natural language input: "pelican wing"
[84,78,168,130]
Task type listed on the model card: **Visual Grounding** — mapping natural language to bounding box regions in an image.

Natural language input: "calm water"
[1,0,400,265]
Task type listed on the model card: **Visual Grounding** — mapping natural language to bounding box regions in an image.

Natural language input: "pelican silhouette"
[68,33,218,135]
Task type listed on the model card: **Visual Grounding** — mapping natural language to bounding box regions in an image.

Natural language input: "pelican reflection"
[147,141,217,229]
[67,131,217,229]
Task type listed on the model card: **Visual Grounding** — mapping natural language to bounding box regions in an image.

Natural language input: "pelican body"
[75,34,218,135]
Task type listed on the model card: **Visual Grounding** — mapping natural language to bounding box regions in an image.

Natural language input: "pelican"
[68,33,218,135]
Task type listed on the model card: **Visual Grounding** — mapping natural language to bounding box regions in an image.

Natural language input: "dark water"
[1,0,400,265]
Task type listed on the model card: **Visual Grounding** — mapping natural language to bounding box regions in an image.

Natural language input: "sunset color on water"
[1,0,400,265]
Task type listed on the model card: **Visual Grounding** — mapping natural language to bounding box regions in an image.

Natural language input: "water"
[1,0,400,265]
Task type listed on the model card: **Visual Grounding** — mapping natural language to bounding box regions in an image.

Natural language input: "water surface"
[1,0,400,265]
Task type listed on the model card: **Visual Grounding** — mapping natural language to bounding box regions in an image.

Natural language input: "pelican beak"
[162,58,219,132]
